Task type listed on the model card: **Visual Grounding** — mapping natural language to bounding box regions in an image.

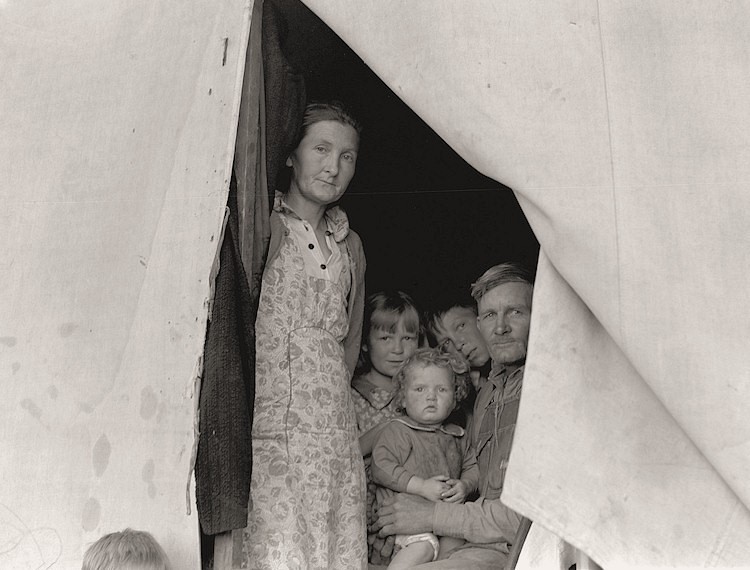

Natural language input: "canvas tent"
[3,0,750,568]
[1,1,254,568]
[301,2,750,568]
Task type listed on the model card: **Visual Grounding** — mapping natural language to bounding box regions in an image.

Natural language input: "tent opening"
[200,1,540,567]
[269,0,540,304]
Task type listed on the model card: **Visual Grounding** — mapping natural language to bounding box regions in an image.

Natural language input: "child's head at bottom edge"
[393,347,471,426]
[82,528,170,570]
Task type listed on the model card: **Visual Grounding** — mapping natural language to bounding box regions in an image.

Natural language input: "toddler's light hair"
[392,347,470,413]
[82,528,170,570]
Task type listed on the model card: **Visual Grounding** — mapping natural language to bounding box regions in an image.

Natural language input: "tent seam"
[594,0,623,340]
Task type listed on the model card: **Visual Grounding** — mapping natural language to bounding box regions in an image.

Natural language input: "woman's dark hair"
[288,100,362,156]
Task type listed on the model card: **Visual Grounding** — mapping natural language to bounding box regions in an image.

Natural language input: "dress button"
[320,264,327,270]
[325,230,332,236]
[308,243,314,250]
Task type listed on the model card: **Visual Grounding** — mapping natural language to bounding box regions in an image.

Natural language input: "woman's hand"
[441,478,468,503]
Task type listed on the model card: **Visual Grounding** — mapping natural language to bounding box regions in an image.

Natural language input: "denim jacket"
[471,365,524,500]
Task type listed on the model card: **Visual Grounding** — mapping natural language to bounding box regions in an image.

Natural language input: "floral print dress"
[242,208,367,569]
[351,376,400,565]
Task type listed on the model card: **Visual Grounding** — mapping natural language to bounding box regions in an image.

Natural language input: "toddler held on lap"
[371,348,478,569]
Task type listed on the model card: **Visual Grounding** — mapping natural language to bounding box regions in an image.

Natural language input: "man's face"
[433,307,490,368]
[477,282,532,369]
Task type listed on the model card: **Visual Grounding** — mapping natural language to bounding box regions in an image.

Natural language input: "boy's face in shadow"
[433,306,490,368]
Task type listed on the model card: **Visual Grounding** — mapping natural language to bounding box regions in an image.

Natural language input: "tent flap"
[301,0,750,566]
[0,1,253,567]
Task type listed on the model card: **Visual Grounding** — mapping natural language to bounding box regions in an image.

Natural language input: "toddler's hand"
[441,479,468,503]
[418,475,450,502]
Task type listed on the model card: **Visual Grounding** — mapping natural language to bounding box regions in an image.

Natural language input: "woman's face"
[286,120,359,208]
[367,314,419,379]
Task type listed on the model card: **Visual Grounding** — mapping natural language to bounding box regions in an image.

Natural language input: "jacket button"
[320,264,326,270]
[308,243,314,250]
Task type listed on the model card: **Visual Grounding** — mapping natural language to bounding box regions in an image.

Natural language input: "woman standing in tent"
[242,101,367,569]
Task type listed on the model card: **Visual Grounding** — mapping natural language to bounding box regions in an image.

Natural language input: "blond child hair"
[82,528,170,570]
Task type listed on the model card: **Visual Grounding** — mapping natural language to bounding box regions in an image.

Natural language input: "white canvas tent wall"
[0,1,254,568]
[301,1,750,568]
[3,0,750,568]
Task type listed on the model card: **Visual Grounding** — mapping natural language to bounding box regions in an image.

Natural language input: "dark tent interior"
[268,0,540,310]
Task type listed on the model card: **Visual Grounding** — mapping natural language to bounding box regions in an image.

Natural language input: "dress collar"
[351,375,396,410]
[273,191,350,243]
[391,417,465,437]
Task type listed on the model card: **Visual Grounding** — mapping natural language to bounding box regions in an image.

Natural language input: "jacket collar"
[273,191,350,242]
[488,363,525,389]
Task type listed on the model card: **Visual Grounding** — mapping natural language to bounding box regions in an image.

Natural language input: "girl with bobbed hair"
[351,290,421,565]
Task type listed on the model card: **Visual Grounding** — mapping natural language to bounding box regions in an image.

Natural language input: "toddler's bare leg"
[387,542,435,570]
[437,536,465,560]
